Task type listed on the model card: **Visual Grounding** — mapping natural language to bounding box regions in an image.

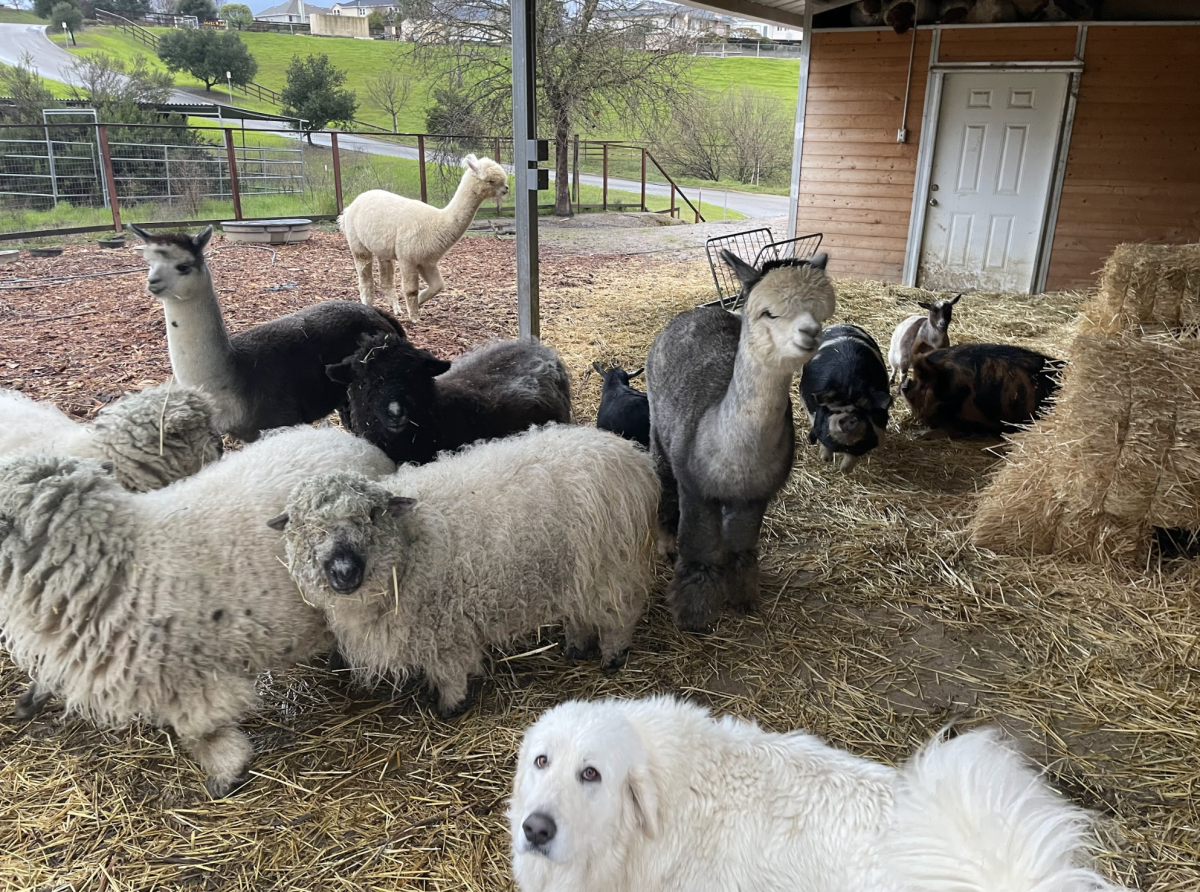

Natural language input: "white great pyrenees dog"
[508,696,1125,892]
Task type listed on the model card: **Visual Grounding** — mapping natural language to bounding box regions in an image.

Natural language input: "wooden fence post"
[223,128,242,220]
[640,148,647,213]
[96,124,122,232]
[418,134,428,203]
[330,131,343,215]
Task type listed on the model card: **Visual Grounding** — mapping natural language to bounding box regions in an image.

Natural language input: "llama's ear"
[326,360,355,384]
[424,356,453,377]
[129,223,153,244]
[385,496,416,518]
[463,153,480,173]
[719,249,759,289]
[266,512,289,531]
[624,762,660,840]
[807,252,829,271]
[193,225,214,254]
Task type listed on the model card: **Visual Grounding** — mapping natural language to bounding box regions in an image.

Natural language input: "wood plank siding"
[797,24,1200,290]
[795,30,931,280]
[1045,26,1200,289]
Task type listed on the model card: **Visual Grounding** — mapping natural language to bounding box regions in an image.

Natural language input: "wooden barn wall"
[1045,26,1200,290]
[795,30,932,281]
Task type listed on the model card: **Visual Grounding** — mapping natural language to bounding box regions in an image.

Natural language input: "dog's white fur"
[509,696,1125,892]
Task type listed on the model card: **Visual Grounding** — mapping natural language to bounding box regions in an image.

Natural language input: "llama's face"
[743,264,837,371]
[134,225,213,303]
[465,154,510,200]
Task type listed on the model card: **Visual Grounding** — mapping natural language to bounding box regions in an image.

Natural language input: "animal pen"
[1,2,1199,891]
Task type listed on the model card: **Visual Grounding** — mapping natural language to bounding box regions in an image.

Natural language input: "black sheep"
[328,334,572,465]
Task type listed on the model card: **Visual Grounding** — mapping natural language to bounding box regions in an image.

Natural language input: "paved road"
[0,22,790,218]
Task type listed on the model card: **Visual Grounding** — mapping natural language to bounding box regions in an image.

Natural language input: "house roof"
[255,0,331,17]
[675,0,855,28]
[330,0,391,7]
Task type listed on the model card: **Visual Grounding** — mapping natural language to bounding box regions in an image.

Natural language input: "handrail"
[94,9,160,48]
[606,142,704,223]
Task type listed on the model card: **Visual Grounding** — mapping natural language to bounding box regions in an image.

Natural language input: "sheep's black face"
[323,541,367,594]
[376,394,415,434]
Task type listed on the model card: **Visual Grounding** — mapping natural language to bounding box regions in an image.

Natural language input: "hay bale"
[973,243,1200,565]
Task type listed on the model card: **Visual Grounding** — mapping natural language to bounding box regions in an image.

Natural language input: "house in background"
[734,19,804,40]
[254,0,330,24]
[329,0,394,16]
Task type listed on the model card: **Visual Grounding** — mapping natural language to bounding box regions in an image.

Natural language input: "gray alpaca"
[646,251,836,631]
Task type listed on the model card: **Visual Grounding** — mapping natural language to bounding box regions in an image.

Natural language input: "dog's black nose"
[522,812,557,846]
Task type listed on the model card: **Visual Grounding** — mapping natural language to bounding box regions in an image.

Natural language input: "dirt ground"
[0,222,1196,891]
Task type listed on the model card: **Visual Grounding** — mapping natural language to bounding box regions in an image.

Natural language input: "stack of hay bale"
[972,243,1200,565]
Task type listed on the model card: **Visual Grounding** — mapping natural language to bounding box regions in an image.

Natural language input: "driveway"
[0,22,790,218]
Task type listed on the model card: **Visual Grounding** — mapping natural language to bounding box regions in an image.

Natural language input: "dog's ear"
[624,763,660,840]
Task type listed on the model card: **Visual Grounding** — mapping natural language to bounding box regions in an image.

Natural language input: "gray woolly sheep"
[268,424,660,717]
[0,383,221,492]
[0,427,395,797]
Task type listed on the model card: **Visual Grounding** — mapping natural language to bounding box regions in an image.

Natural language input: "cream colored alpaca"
[339,154,509,321]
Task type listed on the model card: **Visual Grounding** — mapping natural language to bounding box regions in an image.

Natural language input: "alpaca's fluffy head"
[462,154,509,200]
[90,384,222,491]
[268,471,415,599]
[721,250,837,371]
[509,699,658,870]
[131,224,214,304]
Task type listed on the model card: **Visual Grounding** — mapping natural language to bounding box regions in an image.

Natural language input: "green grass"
[0,8,42,22]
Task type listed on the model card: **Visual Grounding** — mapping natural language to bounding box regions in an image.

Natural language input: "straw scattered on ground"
[0,235,1196,892]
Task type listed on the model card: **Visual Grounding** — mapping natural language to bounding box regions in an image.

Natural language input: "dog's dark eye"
[534,755,548,769]
[580,766,600,783]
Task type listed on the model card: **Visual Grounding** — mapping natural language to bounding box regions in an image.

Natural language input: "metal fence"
[695,41,803,58]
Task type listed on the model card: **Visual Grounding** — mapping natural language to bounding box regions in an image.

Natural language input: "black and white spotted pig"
[901,342,1063,437]
[799,324,893,473]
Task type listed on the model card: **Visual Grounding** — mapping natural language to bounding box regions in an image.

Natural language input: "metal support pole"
[417,134,428,203]
[786,4,814,241]
[44,125,58,205]
[572,134,580,212]
[97,125,122,232]
[330,131,344,215]
[494,135,502,214]
[602,143,608,211]
[511,0,539,341]
[224,128,242,220]
[164,144,171,202]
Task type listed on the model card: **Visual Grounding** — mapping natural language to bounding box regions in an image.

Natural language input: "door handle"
[928,198,938,207]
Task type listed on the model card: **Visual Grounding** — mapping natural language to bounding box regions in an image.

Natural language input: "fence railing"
[694,41,803,58]
[0,122,706,240]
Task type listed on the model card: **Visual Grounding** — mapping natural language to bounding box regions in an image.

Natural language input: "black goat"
[592,362,650,449]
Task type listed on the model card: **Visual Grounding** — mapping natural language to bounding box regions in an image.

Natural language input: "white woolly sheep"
[0,426,395,797]
[510,696,1126,892]
[268,424,660,717]
[0,383,221,492]
[339,154,510,321]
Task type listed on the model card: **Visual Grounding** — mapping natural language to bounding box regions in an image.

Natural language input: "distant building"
[617,2,734,37]
[254,0,331,24]
[731,18,804,41]
[329,0,394,16]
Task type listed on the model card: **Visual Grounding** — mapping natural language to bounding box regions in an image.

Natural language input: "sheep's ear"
[326,360,355,384]
[129,223,154,244]
[807,252,828,271]
[384,496,416,518]
[424,356,453,377]
[193,225,214,253]
[918,300,934,311]
[624,762,660,840]
[266,512,289,531]
[719,249,760,289]
[627,367,644,380]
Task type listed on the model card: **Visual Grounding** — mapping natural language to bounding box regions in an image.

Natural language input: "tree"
[221,2,252,25]
[68,52,174,112]
[0,53,57,126]
[33,0,60,18]
[50,1,82,42]
[411,0,692,216]
[176,0,217,18]
[281,54,357,144]
[367,9,384,30]
[364,50,414,133]
[158,28,257,91]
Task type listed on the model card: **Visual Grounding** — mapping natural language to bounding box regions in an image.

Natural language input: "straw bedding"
[973,244,1200,564]
[1,250,1197,891]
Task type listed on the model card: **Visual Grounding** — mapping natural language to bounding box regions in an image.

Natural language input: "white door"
[918,72,1068,293]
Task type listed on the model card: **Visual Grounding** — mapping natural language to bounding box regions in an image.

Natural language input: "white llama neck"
[159,265,238,391]
[439,170,488,241]
[709,324,796,460]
